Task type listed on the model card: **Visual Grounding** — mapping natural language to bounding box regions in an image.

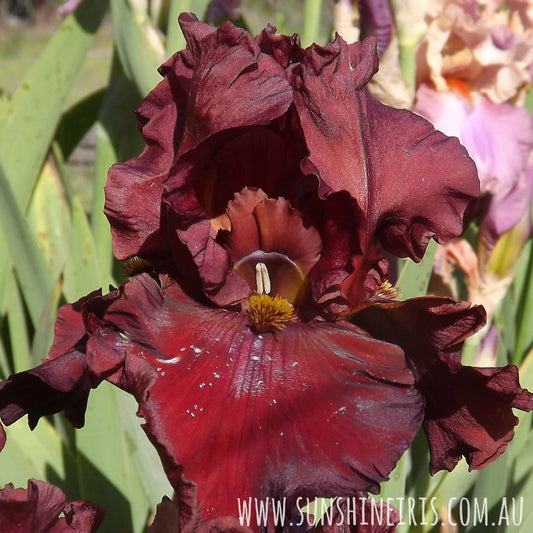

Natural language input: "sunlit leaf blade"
[513,242,533,363]
[92,123,118,276]
[5,281,31,374]
[91,70,143,274]
[496,286,518,364]
[301,0,323,46]
[0,228,11,318]
[405,430,432,501]
[30,277,62,368]
[0,165,54,326]
[56,89,105,161]
[27,157,71,280]
[0,0,108,212]
[166,0,186,53]
[111,0,165,97]
[0,337,10,381]
[0,418,76,494]
[468,455,509,532]
[427,461,479,522]
[63,198,110,302]
[76,382,152,533]
[509,351,533,462]
[396,240,438,299]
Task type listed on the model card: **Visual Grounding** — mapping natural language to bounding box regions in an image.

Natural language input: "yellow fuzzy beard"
[246,294,296,333]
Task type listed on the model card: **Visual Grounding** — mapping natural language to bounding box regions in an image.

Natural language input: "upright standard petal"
[105,13,293,265]
[291,37,479,262]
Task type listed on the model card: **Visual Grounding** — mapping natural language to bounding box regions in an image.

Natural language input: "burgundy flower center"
[214,187,322,330]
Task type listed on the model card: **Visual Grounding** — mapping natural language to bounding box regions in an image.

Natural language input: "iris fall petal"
[1,274,423,522]
[351,297,533,473]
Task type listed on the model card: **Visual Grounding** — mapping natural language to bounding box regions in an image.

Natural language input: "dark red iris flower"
[1,13,532,531]
[0,479,103,533]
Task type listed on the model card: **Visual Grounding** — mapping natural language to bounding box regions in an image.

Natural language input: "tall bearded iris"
[1,13,532,528]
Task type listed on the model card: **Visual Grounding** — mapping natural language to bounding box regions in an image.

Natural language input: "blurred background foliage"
[0,1,532,532]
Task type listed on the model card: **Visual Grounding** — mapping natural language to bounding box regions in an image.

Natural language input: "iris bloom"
[1,14,532,528]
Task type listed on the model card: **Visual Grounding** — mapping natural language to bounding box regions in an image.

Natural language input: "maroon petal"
[0,287,134,430]
[422,364,533,472]
[88,275,422,519]
[105,15,293,265]
[218,188,322,303]
[253,197,322,274]
[176,13,292,155]
[220,188,267,262]
[350,298,533,473]
[52,500,104,533]
[317,494,400,533]
[48,288,107,358]
[1,275,422,525]
[0,351,93,430]
[104,54,189,263]
[291,36,479,262]
[0,479,103,533]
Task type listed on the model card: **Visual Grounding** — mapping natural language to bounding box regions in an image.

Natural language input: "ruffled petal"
[105,14,293,265]
[253,197,322,274]
[176,13,293,155]
[0,480,103,533]
[222,188,267,261]
[350,297,533,473]
[101,275,422,518]
[1,275,423,524]
[53,501,104,533]
[291,38,479,262]
[104,52,190,263]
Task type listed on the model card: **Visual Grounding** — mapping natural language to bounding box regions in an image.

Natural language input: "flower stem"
[301,0,323,47]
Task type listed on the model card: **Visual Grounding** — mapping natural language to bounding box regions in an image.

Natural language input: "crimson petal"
[291,36,479,261]
[96,275,423,518]
[1,275,423,525]
[104,56,189,263]
[104,14,293,265]
[350,298,533,473]
[176,13,293,155]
